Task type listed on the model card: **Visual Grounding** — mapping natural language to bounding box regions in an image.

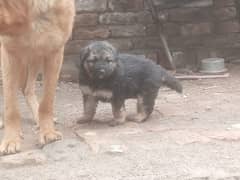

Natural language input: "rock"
[181,23,213,36]
[110,25,146,38]
[105,144,127,155]
[162,130,211,145]
[72,27,111,40]
[108,0,144,11]
[0,150,47,169]
[75,130,102,153]
[43,139,88,162]
[75,130,127,154]
[205,130,240,141]
[75,0,107,13]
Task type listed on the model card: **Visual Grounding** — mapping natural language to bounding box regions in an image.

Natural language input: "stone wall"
[61,0,240,81]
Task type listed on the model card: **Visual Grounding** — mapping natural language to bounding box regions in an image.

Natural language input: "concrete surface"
[1,64,240,180]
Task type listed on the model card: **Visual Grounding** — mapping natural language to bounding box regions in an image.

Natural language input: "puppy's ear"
[76,47,90,68]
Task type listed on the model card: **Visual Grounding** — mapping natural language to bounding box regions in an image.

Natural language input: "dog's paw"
[39,129,62,148]
[0,137,21,155]
[108,119,125,127]
[126,114,147,123]
[77,116,92,124]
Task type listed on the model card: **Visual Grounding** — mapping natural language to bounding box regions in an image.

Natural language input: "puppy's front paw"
[0,136,21,155]
[127,114,148,123]
[108,118,125,127]
[77,116,93,124]
[39,129,62,148]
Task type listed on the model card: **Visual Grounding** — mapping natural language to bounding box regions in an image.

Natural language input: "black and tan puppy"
[77,41,182,126]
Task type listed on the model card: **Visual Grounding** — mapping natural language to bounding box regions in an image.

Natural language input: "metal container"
[199,58,227,74]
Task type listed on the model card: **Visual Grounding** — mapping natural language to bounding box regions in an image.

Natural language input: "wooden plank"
[175,73,230,80]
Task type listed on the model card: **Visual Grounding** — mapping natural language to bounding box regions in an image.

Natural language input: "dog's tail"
[157,66,183,93]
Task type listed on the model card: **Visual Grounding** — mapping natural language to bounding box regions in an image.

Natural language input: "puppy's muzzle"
[95,68,106,79]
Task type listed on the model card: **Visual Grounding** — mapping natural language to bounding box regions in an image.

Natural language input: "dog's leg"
[127,96,147,122]
[77,94,98,124]
[141,92,158,119]
[23,63,40,126]
[38,48,63,146]
[0,52,2,129]
[0,53,22,155]
[127,93,157,123]
[110,99,126,126]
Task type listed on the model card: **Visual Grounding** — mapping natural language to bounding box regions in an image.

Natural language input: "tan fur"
[79,85,113,99]
[0,0,75,155]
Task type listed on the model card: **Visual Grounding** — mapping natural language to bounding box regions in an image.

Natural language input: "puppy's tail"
[158,66,183,93]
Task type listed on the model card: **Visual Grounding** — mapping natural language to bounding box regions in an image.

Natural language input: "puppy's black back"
[116,54,182,96]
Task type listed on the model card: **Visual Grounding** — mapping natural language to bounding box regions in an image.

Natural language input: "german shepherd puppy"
[0,0,75,155]
[77,41,182,126]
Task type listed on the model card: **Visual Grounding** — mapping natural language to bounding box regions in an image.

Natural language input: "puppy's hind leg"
[127,92,157,123]
[77,95,98,124]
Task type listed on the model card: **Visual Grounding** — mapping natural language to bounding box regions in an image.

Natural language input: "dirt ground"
[1,64,240,180]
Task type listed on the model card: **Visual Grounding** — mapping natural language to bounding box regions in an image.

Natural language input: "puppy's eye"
[106,57,113,63]
[87,60,95,66]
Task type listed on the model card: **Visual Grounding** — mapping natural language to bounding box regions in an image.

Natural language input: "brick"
[183,0,213,8]
[196,48,211,61]
[100,13,137,25]
[132,37,163,49]
[215,21,240,33]
[74,14,98,27]
[168,8,213,22]
[73,27,111,40]
[124,49,160,63]
[215,48,240,61]
[151,0,165,7]
[213,0,236,7]
[99,12,152,25]
[75,0,107,13]
[108,0,144,12]
[152,0,213,9]
[65,40,89,55]
[137,11,154,24]
[203,34,240,48]
[163,23,181,36]
[146,24,159,36]
[151,0,180,9]
[213,7,237,21]
[110,25,146,37]
[108,39,134,51]
[181,23,213,36]
[168,36,205,49]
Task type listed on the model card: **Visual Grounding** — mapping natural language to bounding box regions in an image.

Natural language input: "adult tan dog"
[0,0,75,155]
